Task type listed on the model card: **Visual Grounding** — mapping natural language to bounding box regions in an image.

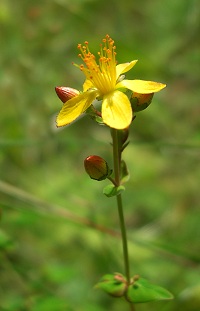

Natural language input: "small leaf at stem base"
[103,184,125,197]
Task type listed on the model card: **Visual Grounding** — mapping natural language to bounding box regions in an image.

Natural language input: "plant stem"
[112,128,135,310]
[116,193,130,283]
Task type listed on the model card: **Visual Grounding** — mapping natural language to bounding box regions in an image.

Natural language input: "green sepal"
[126,278,174,303]
[95,116,104,124]
[95,273,127,297]
[120,160,130,184]
[103,184,125,197]
[86,105,104,124]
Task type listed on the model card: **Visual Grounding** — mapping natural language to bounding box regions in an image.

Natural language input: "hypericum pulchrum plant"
[55,34,173,311]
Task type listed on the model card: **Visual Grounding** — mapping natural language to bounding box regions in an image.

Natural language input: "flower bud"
[55,86,79,103]
[84,155,110,181]
[131,92,154,112]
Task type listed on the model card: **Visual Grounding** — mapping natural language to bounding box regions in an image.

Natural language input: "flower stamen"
[77,35,117,94]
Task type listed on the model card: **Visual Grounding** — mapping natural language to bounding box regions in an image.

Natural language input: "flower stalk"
[111,128,135,311]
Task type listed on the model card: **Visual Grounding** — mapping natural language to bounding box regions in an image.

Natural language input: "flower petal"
[102,90,132,129]
[56,89,97,127]
[117,79,166,94]
[83,79,95,91]
[116,60,138,79]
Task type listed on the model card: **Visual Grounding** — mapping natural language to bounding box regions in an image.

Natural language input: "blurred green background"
[0,0,200,310]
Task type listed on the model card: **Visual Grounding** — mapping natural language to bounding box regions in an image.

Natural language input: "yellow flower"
[56,35,166,129]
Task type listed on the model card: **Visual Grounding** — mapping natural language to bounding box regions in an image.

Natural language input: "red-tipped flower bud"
[55,86,80,103]
[84,155,110,181]
[131,92,154,112]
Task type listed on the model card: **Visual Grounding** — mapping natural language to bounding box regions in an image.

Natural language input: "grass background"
[0,0,200,310]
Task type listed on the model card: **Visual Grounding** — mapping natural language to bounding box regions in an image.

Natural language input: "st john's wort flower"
[56,35,166,130]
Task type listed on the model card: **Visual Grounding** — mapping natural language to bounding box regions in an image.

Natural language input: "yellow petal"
[116,60,138,79]
[102,90,132,129]
[83,79,95,92]
[56,90,97,127]
[117,79,166,94]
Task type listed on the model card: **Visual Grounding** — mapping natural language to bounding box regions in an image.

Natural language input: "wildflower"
[56,35,166,129]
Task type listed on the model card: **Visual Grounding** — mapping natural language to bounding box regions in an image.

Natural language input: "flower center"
[77,35,117,94]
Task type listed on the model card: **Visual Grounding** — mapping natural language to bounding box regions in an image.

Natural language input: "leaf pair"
[96,273,173,303]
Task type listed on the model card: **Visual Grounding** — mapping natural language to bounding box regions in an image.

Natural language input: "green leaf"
[121,140,130,152]
[120,160,130,184]
[103,184,125,197]
[126,278,174,303]
[95,273,127,297]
